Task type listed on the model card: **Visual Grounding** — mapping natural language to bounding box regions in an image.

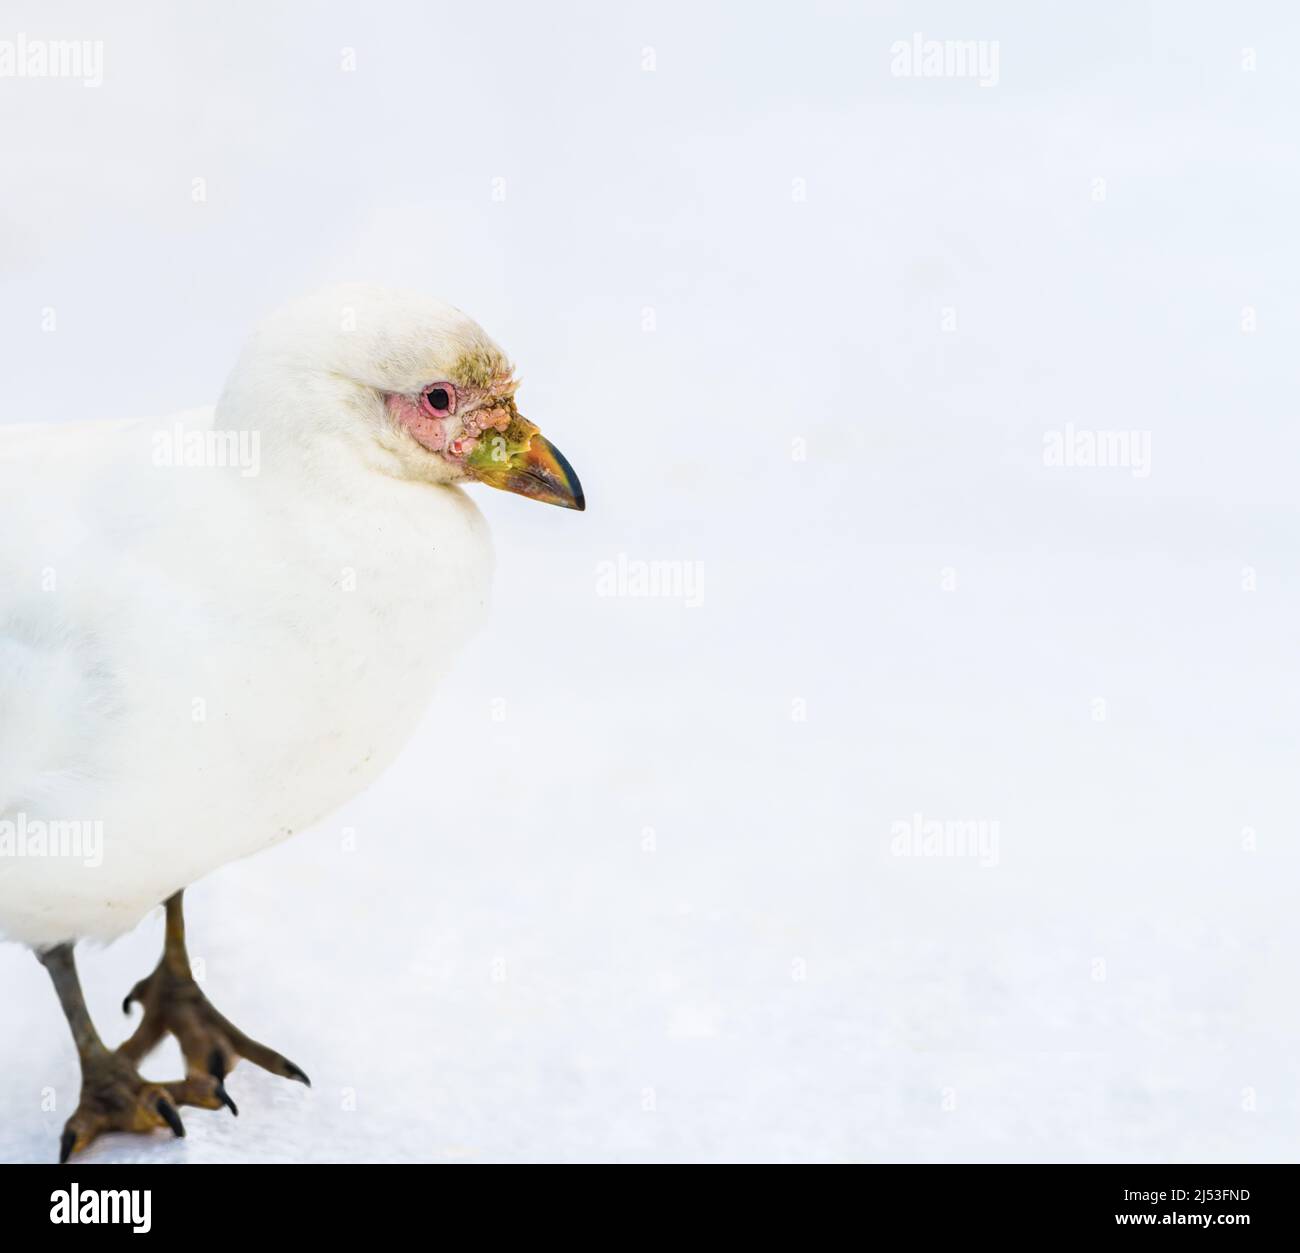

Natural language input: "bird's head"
[223,283,584,510]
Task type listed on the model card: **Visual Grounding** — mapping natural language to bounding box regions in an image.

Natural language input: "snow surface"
[2,0,1299,1162]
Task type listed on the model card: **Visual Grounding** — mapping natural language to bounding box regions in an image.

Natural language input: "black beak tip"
[548,441,584,511]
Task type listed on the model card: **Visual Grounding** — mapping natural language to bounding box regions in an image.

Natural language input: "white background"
[1,0,1297,1162]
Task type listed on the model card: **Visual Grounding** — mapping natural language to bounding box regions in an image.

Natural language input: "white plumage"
[0,285,549,948]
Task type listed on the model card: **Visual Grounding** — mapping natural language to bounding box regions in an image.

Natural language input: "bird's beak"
[464,411,585,511]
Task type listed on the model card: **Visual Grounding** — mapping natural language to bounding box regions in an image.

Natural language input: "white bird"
[0,284,583,1159]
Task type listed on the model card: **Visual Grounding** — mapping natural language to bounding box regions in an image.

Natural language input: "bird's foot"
[59,1047,188,1163]
[120,960,310,1107]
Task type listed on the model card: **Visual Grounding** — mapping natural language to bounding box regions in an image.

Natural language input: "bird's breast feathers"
[0,411,493,945]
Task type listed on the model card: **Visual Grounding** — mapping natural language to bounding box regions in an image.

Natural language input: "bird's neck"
[212,395,408,489]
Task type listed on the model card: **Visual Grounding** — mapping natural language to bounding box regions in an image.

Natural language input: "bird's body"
[2,284,583,1159]
[0,283,584,953]
[0,404,492,946]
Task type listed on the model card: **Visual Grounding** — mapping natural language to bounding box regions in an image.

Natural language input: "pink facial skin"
[387,377,518,465]
[387,391,448,454]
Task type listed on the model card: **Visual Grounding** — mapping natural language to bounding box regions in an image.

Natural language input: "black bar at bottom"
[0,1162,1284,1236]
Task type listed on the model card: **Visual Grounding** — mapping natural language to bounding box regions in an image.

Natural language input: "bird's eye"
[423,384,456,415]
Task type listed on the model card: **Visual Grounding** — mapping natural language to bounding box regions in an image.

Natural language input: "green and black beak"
[465,411,584,511]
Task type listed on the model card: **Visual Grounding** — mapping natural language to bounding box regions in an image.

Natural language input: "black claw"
[59,1130,76,1164]
[284,1061,311,1088]
[207,1047,227,1081]
[156,1097,186,1138]
[215,1082,238,1117]
[122,995,134,1015]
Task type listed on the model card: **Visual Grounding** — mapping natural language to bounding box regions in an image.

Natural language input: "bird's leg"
[38,943,187,1162]
[119,890,310,1111]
